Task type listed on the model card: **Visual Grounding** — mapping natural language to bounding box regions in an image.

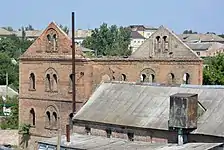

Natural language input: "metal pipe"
[66,124,71,142]
[72,12,76,113]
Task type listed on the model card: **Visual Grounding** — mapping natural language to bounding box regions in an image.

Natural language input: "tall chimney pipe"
[72,12,76,113]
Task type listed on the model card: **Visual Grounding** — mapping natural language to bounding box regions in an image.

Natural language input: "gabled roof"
[131,26,200,60]
[131,31,145,39]
[20,22,85,60]
[74,82,224,138]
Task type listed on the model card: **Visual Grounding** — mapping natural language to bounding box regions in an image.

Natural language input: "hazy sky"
[0,0,223,34]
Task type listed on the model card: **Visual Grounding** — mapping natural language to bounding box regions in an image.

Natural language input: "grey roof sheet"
[0,85,18,98]
[0,28,13,36]
[178,34,224,42]
[38,133,222,150]
[187,43,212,51]
[74,82,224,137]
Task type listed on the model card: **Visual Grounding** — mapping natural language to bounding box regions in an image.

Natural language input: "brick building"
[19,22,202,149]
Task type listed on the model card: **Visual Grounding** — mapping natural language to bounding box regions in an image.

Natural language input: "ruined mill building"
[18,22,203,148]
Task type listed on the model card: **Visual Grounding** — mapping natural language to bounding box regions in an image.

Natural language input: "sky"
[0,0,223,34]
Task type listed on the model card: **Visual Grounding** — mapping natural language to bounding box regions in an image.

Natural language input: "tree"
[203,54,224,85]
[59,24,69,35]
[25,24,34,31]
[219,34,224,38]
[183,30,198,34]
[0,96,19,129]
[82,23,131,57]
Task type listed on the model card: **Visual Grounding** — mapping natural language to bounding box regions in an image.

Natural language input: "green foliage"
[183,30,198,34]
[0,96,19,129]
[203,54,224,85]
[219,34,224,38]
[0,35,33,90]
[19,123,31,135]
[59,24,69,35]
[82,23,131,57]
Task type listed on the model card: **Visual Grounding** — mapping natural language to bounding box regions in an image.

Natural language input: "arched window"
[156,36,161,51]
[52,112,57,129]
[29,73,35,90]
[47,34,51,42]
[53,34,57,51]
[183,73,190,84]
[141,74,146,82]
[121,74,126,81]
[29,108,35,126]
[168,73,175,85]
[45,111,51,128]
[69,74,73,93]
[52,74,58,91]
[163,36,168,51]
[45,74,51,91]
[149,74,155,83]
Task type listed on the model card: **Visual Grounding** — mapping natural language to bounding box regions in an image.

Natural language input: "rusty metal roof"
[38,133,222,150]
[74,82,224,137]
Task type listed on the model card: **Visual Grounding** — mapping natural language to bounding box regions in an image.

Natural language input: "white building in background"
[130,31,145,53]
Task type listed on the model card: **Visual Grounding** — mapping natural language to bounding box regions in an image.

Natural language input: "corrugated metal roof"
[178,34,224,42]
[74,82,224,137]
[38,133,222,150]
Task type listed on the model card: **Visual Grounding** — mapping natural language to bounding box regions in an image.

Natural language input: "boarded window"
[29,73,35,90]
[45,111,51,128]
[52,112,57,129]
[168,73,175,85]
[45,74,51,91]
[52,74,58,92]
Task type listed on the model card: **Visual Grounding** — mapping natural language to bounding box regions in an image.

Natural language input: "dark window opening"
[127,132,134,141]
[30,108,35,126]
[85,126,91,135]
[106,129,112,138]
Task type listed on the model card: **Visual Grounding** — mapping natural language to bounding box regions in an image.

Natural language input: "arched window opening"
[45,111,51,128]
[45,74,51,91]
[183,73,190,84]
[69,74,73,93]
[163,36,168,51]
[141,74,147,82]
[156,36,161,51]
[29,73,35,90]
[30,108,35,126]
[47,34,51,42]
[149,74,155,83]
[52,74,58,91]
[52,112,57,128]
[106,129,112,138]
[121,74,126,81]
[168,73,175,85]
[53,34,57,51]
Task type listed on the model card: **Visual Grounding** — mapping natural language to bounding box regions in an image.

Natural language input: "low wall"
[0,130,18,146]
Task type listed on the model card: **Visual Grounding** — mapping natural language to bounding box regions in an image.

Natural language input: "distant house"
[129,25,158,38]
[69,29,93,46]
[187,42,224,57]
[15,30,42,41]
[130,31,145,53]
[178,33,224,44]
